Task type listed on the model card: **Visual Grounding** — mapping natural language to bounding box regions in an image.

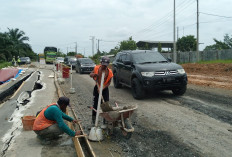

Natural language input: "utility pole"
[173,0,177,63]
[196,0,199,62]
[96,39,102,54]
[90,36,95,56]
[74,42,77,54]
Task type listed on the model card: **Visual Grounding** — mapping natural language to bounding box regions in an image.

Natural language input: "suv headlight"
[141,72,155,77]
[177,69,185,74]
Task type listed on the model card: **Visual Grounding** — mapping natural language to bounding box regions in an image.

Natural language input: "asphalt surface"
[61,72,232,157]
[1,63,232,157]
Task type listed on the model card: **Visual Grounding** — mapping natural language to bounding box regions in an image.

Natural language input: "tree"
[7,28,29,57]
[224,34,232,48]
[204,34,232,51]
[67,52,77,56]
[119,36,137,51]
[0,32,13,61]
[158,42,162,52]
[0,28,36,61]
[177,35,196,52]
[108,46,120,55]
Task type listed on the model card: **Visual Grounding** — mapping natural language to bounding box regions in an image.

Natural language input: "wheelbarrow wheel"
[122,119,132,139]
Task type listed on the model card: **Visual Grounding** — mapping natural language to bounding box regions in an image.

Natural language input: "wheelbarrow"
[88,104,137,139]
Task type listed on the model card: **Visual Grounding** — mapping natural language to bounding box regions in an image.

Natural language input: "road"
[61,71,232,157]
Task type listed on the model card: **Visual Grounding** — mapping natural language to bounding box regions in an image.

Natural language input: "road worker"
[33,96,81,142]
[12,56,16,66]
[90,56,113,124]
[17,56,21,66]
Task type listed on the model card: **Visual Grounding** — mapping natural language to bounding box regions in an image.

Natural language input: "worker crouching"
[33,96,81,142]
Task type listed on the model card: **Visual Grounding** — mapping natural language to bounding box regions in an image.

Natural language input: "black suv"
[112,50,188,99]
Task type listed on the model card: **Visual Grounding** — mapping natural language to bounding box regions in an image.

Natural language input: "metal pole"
[173,0,177,63]
[69,64,75,94]
[90,36,95,56]
[197,0,199,62]
[98,39,99,54]
[75,42,77,54]
[71,65,72,88]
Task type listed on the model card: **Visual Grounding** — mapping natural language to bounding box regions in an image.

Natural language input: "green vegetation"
[204,34,232,50]
[177,35,197,52]
[67,52,77,56]
[198,60,232,64]
[119,36,137,51]
[0,62,12,69]
[0,28,36,62]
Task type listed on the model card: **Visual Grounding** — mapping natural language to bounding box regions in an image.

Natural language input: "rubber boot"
[92,115,96,125]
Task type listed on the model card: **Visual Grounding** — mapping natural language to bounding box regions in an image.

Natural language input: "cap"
[57,96,70,106]
[101,56,110,66]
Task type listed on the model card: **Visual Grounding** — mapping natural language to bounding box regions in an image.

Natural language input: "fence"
[161,49,232,63]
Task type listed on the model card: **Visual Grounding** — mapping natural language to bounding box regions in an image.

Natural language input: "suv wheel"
[113,72,122,88]
[79,68,83,74]
[131,78,145,99]
[172,85,187,95]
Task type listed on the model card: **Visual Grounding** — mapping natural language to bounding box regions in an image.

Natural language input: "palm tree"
[0,32,13,61]
[7,28,29,57]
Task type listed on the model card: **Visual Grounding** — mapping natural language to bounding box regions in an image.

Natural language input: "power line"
[133,0,190,36]
[134,0,196,40]
[200,12,232,18]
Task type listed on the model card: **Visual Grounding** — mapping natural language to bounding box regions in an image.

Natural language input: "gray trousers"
[34,124,64,139]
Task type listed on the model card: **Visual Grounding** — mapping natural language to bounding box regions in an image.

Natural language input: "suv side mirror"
[167,58,172,62]
[123,60,132,65]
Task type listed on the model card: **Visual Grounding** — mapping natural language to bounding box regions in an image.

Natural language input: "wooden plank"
[73,137,85,157]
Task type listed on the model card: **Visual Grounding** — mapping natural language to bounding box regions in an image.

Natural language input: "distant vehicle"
[54,57,64,65]
[20,57,31,64]
[44,46,57,64]
[112,50,188,99]
[75,58,95,74]
[64,56,77,68]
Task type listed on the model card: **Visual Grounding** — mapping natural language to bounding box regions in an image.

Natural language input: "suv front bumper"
[142,74,187,90]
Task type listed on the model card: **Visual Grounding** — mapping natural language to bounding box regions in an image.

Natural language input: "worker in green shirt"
[33,97,81,143]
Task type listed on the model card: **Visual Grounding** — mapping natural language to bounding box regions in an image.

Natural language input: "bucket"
[21,116,36,131]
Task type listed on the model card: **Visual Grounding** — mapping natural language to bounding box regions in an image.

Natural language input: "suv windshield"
[80,59,93,64]
[69,58,77,62]
[132,52,167,64]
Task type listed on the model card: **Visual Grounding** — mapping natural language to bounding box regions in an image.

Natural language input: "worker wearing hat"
[33,96,81,141]
[90,56,113,124]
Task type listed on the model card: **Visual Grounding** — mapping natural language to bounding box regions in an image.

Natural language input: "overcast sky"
[1,0,232,56]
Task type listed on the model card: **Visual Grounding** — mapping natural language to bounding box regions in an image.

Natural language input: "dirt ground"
[182,63,232,90]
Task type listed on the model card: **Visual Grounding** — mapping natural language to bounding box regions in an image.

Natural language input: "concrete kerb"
[53,70,96,157]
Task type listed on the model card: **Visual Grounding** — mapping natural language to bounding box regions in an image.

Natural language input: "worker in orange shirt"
[90,56,113,124]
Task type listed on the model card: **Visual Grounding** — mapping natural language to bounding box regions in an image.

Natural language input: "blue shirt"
[44,105,75,137]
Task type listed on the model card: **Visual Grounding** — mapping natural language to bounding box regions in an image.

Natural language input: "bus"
[44,47,57,64]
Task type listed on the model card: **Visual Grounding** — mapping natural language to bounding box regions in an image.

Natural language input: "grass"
[198,60,232,64]
[0,62,12,70]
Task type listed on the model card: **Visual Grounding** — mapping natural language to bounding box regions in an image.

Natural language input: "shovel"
[88,71,105,141]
